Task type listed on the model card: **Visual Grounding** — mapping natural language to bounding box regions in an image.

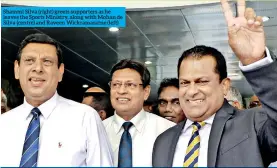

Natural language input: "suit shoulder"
[156,122,181,140]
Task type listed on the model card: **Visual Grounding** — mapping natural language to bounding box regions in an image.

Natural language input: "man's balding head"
[250,95,259,102]
[85,87,106,93]
[82,87,113,120]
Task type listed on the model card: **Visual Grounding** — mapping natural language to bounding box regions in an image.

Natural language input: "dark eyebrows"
[180,77,209,82]
[172,98,179,102]
[158,98,167,102]
[158,98,179,103]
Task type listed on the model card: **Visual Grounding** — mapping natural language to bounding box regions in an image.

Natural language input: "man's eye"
[24,59,34,64]
[180,81,189,87]
[127,83,133,87]
[196,80,209,85]
[43,59,53,66]
[173,101,180,105]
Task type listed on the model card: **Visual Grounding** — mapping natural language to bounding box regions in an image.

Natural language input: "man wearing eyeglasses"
[103,59,176,167]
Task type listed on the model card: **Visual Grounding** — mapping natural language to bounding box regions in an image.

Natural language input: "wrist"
[240,51,266,65]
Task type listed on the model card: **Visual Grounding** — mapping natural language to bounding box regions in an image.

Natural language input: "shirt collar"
[183,113,215,132]
[23,91,58,120]
[113,108,146,134]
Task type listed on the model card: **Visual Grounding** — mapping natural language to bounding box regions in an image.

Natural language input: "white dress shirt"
[173,48,274,167]
[0,92,113,167]
[103,109,176,167]
[270,161,277,167]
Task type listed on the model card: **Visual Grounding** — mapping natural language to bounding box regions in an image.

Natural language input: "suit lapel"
[208,100,234,167]
[167,120,186,167]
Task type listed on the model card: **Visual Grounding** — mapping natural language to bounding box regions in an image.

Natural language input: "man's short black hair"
[177,45,227,82]
[158,78,179,97]
[17,33,63,67]
[110,59,151,88]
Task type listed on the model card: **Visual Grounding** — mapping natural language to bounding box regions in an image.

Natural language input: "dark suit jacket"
[152,60,277,167]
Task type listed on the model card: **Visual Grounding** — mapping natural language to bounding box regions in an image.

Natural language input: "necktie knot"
[122,122,133,131]
[31,108,41,119]
[192,121,206,131]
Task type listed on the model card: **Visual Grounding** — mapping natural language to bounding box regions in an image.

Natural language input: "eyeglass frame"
[108,81,144,90]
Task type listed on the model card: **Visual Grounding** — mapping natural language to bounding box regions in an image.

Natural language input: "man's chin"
[116,108,131,113]
[185,112,207,121]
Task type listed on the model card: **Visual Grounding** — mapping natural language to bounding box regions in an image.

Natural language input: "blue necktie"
[20,107,41,167]
[118,122,133,167]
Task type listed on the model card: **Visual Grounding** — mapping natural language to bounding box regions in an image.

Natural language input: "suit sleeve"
[242,54,277,165]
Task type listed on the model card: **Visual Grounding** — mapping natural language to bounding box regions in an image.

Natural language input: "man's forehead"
[250,95,259,100]
[112,69,141,79]
[22,43,57,54]
[159,96,179,101]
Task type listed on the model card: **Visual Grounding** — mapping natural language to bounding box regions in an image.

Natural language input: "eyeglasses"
[249,101,261,108]
[109,81,143,90]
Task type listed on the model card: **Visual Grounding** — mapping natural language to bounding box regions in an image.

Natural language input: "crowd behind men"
[1,0,277,167]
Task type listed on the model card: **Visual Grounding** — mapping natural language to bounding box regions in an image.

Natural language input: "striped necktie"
[183,122,206,167]
[20,107,41,167]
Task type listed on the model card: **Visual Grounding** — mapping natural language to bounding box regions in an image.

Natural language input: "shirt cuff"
[239,47,273,72]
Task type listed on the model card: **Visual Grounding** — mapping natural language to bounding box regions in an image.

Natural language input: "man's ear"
[233,101,243,110]
[14,60,20,80]
[143,85,151,101]
[222,77,231,96]
[98,110,107,120]
[58,63,65,82]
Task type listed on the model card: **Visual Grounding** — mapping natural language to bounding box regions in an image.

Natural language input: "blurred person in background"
[249,95,262,108]
[1,89,8,114]
[82,87,114,120]
[143,100,154,112]
[225,86,244,110]
[157,78,186,123]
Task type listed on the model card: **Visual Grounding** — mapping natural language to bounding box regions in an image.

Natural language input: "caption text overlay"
[1,7,126,27]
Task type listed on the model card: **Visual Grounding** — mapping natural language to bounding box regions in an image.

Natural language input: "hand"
[220,0,266,65]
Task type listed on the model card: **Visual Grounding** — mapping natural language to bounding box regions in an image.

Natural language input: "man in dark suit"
[152,0,277,167]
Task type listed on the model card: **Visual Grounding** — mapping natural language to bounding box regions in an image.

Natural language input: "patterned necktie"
[183,122,206,167]
[118,122,133,167]
[20,107,41,167]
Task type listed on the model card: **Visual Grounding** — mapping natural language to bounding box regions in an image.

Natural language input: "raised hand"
[220,0,266,65]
